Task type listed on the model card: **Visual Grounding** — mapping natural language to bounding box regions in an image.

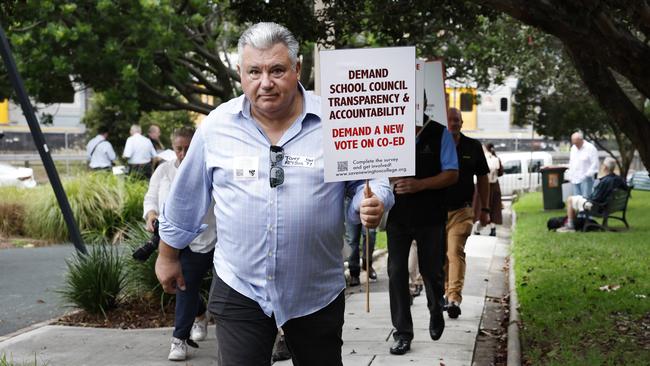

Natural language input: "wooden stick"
[365,180,371,313]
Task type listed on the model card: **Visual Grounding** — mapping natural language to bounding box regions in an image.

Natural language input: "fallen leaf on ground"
[599,284,621,292]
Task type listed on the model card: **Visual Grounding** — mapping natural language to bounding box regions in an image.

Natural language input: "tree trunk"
[566,46,650,176]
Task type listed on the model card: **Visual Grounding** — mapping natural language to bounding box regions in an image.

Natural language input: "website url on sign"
[335,167,407,177]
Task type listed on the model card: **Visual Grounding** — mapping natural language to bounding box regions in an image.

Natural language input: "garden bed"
[56,297,175,329]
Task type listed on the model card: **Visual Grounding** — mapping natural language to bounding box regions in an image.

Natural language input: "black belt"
[447,202,472,212]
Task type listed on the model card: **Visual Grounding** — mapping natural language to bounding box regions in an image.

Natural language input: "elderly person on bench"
[557,157,627,232]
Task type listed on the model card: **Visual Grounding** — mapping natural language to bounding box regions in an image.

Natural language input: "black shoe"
[489,228,496,236]
[447,301,461,319]
[429,311,445,340]
[368,266,377,281]
[271,335,292,361]
[348,276,360,287]
[389,339,411,355]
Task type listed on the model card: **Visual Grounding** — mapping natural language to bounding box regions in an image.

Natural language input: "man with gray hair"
[557,157,627,232]
[568,131,600,197]
[155,22,393,365]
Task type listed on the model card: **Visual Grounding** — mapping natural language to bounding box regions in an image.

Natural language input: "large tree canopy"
[1,0,244,115]
[2,0,648,171]
[0,0,538,113]
[471,0,650,174]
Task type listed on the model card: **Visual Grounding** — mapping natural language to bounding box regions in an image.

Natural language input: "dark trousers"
[172,247,214,340]
[387,221,446,341]
[345,222,376,277]
[208,274,345,366]
[128,163,152,180]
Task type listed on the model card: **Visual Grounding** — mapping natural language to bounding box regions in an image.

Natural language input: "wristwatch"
[481,207,491,213]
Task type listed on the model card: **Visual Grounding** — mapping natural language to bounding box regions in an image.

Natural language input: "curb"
[507,208,522,366]
[0,319,54,344]
[0,309,84,344]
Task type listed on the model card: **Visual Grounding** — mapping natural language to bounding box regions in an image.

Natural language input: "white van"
[497,152,553,196]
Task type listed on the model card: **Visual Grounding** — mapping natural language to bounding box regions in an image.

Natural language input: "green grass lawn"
[512,191,650,365]
[375,230,387,250]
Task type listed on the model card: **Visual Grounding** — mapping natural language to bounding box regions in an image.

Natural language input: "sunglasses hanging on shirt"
[269,145,285,188]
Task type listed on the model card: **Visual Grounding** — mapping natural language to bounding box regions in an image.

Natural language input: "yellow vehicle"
[446,87,477,130]
[0,99,9,124]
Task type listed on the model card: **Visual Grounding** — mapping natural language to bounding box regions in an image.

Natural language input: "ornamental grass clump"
[0,187,29,236]
[60,244,126,317]
[120,176,148,225]
[24,172,124,242]
[121,222,168,302]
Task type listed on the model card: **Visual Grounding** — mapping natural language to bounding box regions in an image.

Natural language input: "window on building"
[500,97,508,112]
[503,160,521,174]
[460,93,473,112]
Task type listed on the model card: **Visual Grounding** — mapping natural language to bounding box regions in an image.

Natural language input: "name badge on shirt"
[283,155,315,168]
[233,156,259,180]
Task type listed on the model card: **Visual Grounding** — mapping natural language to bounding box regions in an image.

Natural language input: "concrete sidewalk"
[0,235,503,366]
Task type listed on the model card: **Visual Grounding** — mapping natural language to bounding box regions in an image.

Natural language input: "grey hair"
[571,131,583,140]
[238,22,299,70]
[603,157,617,173]
[130,124,141,134]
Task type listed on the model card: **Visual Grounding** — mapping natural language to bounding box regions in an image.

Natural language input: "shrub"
[121,223,212,310]
[121,177,148,225]
[59,244,126,316]
[22,173,146,243]
[0,187,28,236]
[0,202,26,236]
[121,222,168,302]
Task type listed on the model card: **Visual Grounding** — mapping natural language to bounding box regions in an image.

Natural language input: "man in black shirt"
[444,108,490,319]
[386,117,458,355]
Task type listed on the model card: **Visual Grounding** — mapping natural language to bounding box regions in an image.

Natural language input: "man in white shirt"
[568,132,600,197]
[86,126,116,170]
[123,124,157,179]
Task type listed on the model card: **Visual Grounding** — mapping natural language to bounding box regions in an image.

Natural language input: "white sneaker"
[556,226,576,233]
[168,337,187,361]
[190,316,208,342]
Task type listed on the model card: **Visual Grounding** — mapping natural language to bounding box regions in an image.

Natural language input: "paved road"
[0,244,77,336]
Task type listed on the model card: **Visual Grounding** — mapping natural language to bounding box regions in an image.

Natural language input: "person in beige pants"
[444,108,490,318]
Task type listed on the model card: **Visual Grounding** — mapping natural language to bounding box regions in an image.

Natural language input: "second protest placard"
[320,47,416,182]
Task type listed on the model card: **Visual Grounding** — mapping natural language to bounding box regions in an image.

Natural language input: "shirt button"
[268,225,273,232]
[268,251,273,257]
[267,275,273,280]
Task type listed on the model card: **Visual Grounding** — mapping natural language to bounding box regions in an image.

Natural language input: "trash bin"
[540,166,568,210]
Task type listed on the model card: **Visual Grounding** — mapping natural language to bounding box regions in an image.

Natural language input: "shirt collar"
[234,83,319,122]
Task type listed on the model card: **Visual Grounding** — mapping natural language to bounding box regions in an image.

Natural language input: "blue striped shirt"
[158,87,394,326]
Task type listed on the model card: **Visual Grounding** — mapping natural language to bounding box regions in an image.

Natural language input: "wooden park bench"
[582,187,631,232]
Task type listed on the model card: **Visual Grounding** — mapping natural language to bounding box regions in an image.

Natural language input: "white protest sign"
[320,47,416,182]
[415,60,424,127]
[423,60,448,126]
